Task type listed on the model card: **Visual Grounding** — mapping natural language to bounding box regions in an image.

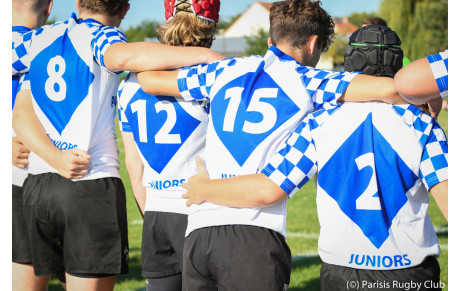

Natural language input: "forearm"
[121,132,146,215]
[104,42,223,73]
[137,70,181,96]
[12,90,61,166]
[430,180,448,221]
[339,75,407,104]
[197,174,287,208]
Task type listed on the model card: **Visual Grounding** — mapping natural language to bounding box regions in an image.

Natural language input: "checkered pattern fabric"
[12,29,34,75]
[91,25,127,72]
[261,104,341,196]
[419,120,448,189]
[177,58,238,101]
[296,67,360,110]
[263,103,447,196]
[18,73,30,91]
[426,50,448,98]
[392,104,448,189]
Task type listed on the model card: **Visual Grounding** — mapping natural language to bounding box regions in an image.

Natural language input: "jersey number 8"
[45,56,67,102]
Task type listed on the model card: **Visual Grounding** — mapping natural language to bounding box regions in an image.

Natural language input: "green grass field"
[48,110,448,291]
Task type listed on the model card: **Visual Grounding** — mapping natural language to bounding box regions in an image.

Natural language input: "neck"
[12,10,45,29]
[275,43,316,67]
[78,11,121,27]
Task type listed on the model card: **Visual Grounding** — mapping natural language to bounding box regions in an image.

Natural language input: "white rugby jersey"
[427,50,448,98]
[177,46,360,236]
[12,13,128,180]
[118,73,208,214]
[12,26,32,187]
[262,102,448,270]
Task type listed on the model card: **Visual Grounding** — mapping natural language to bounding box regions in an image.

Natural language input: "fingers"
[70,148,91,159]
[13,158,29,168]
[195,156,206,175]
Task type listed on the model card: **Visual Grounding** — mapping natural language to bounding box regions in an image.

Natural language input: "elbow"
[394,71,426,105]
[253,183,287,207]
[137,72,156,95]
[104,44,131,72]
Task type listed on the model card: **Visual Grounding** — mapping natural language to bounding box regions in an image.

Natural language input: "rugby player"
[117,0,220,290]
[183,25,448,291]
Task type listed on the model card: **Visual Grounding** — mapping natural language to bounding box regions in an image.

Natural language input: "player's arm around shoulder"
[339,74,407,104]
[182,157,287,208]
[103,41,225,73]
[137,70,181,97]
[430,181,448,221]
[393,57,440,105]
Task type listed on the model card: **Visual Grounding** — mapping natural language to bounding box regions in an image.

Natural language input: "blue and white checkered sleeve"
[12,30,33,75]
[420,120,448,190]
[18,73,31,91]
[298,68,360,110]
[177,59,234,101]
[91,26,128,73]
[261,120,317,197]
[426,50,448,98]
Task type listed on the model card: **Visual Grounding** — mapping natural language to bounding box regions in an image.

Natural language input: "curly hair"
[156,3,216,48]
[79,0,129,16]
[270,0,335,52]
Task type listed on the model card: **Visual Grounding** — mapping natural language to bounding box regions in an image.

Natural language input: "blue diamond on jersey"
[211,71,301,167]
[29,35,94,135]
[318,114,416,249]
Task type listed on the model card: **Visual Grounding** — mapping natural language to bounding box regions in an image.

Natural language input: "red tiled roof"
[257,2,272,11]
[333,17,359,34]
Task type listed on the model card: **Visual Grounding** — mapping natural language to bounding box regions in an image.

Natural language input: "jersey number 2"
[355,153,381,210]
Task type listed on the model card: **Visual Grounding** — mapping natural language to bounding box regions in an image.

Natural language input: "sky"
[49,0,380,30]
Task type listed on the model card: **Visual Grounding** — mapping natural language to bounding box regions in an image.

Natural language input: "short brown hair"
[79,0,129,16]
[269,0,335,52]
[362,17,387,27]
[156,4,216,48]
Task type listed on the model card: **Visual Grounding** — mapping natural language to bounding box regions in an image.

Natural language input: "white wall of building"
[224,3,270,37]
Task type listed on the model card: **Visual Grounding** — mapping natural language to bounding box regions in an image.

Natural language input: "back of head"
[13,0,50,13]
[79,0,129,16]
[361,17,387,27]
[344,25,403,77]
[269,0,335,52]
[157,0,219,48]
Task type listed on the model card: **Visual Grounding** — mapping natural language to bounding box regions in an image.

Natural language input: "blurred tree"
[379,0,447,60]
[347,11,377,27]
[46,17,57,25]
[244,28,270,56]
[323,33,348,65]
[123,20,160,42]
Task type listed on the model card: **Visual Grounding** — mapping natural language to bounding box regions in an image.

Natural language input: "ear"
[44,0,53,18]
[76,0,81,13]
[119,3,130,20]
[307,34,319,54]
[267,37,272,48]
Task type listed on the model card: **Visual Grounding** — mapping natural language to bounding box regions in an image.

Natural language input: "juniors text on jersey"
[262,102,448,270]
